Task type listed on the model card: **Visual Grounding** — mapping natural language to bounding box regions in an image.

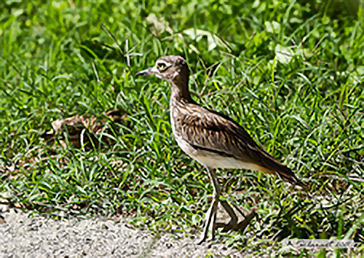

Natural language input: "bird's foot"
[229,207,257,232]
[196,235,212,245]
[197,201,257,244]
[216,202,257,232]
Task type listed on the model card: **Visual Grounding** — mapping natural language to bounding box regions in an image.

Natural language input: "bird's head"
[136,56,189,84]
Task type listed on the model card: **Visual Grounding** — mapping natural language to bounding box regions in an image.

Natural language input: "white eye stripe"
[157,61,169,66]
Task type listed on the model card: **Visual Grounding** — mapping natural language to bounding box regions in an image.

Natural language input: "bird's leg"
[219,200,238,231]
[198,167,220,244]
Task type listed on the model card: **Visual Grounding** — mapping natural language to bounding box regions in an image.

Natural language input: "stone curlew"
[136,55,306,243]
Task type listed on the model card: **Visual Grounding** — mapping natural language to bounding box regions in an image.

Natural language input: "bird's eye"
[157,63,166,71]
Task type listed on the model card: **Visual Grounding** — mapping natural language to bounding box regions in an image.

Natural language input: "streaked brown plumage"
[136,55,305,243]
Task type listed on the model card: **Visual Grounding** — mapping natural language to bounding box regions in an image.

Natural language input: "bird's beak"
[135,67,153,77]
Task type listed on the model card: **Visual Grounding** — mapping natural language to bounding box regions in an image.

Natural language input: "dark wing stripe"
[189,143,235,158]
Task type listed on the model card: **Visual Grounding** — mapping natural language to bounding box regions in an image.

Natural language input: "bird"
[136,55,306,243]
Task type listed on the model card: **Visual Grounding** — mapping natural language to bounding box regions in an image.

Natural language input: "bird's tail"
[275,166,307,190]
[252,148,307,189]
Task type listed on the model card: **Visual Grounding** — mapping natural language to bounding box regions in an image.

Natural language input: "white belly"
[191,154,261,170]
[175,136,261,170]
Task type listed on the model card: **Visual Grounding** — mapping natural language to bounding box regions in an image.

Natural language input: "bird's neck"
[170,81,193,104]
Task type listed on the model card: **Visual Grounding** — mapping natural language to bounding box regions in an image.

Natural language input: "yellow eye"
[157,63,166,70]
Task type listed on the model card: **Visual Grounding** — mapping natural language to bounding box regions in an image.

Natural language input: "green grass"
[0,0,363,256]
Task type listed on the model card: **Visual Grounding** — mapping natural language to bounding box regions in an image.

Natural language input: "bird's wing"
[175,103,306,187]
[176,104,267,162]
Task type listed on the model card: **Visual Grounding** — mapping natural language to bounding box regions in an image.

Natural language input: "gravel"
[0,202,245,257]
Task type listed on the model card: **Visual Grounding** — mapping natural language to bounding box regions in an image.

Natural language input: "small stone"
[0,214,5,224]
